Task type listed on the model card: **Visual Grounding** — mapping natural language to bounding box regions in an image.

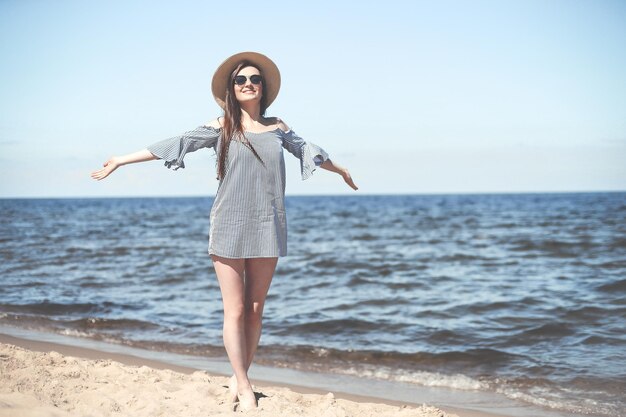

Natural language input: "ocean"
[1,192,624,416]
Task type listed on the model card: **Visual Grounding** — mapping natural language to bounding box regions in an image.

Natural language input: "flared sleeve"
[280,129,329,180]
[146,126,220,170]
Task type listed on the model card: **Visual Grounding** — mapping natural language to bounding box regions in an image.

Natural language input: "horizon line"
[1,189,625,200]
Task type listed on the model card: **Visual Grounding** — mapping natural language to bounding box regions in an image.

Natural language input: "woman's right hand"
[90,156,121,181]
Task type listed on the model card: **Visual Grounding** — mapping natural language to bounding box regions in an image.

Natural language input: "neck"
[239,102,263,126]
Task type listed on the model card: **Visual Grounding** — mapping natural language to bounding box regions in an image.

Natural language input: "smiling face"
[233,65,263,105]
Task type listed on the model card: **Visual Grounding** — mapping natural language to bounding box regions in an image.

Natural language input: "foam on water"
[340,366,489,391]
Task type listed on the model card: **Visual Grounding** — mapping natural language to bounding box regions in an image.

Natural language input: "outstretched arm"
[320,159,358,191]
[276,118,358,190]
[91,124,221,181]
[90,149,157,181]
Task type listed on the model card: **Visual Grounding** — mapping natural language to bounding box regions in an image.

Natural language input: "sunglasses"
[234,74,263,86]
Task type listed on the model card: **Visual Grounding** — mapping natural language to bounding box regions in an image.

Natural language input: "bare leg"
[243,257,278,369]
[211,255,256,410]
[213,256,278,409]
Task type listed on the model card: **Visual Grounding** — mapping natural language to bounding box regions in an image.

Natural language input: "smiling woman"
[214,60,270,182]
[90,51,357,411]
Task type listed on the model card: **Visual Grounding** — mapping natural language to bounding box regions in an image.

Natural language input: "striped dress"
[146,125,329,258]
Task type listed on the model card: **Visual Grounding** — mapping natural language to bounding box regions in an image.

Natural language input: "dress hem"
[208,250,285,259]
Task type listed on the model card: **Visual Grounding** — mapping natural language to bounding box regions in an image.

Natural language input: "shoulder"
[204,117,224,129]
[269,117,290,132]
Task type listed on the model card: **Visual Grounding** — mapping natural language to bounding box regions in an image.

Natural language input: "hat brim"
[211,51,281,110]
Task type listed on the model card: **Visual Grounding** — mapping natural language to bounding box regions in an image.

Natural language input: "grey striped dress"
[146,125,329,258]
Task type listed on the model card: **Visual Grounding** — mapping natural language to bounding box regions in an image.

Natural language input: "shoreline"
[1,325,598,417]
[0,329,514,417]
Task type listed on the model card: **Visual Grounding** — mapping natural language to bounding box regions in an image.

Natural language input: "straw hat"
[211,51,281,110]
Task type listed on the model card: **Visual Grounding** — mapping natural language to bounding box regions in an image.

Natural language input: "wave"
[257,344,624,416]
[0,313,161,335]
[5,300,149,315]
[259,344,525,372]
[436,253,488,262]
[277,318,391,335]
[0,301,102,316]
[352,233,378,241]
[508,237,597,256]
[609,236,626,249]
[508,323,576,345]
[65,317,161,331]
[339,365,488,391]
[597,278,626,292]
[595,260,626,269]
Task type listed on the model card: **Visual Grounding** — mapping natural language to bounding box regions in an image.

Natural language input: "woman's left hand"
[320,159,358,190]
[341,168,358,190]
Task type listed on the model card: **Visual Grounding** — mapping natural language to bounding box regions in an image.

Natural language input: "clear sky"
[1,0,625,197]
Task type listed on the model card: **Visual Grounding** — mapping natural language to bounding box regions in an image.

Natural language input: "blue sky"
[1,0,624,197]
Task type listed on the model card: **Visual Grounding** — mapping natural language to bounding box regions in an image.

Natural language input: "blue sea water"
[0,192,625,416]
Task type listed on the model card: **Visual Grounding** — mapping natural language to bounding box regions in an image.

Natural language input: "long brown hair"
[217,61,268,180]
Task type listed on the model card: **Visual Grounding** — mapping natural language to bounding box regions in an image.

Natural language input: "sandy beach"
[0,333,481,417]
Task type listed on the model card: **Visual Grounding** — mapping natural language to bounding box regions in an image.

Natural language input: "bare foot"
[237,384,257,411]
[228,375,238,403]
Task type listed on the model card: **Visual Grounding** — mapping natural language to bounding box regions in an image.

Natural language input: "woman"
[90,51,357,410]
